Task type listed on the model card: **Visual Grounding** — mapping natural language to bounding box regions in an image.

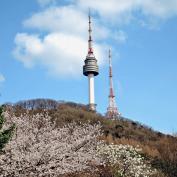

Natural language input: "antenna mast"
[106,49,121,119]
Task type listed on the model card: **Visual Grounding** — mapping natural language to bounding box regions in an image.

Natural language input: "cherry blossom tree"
[0,111,102,177]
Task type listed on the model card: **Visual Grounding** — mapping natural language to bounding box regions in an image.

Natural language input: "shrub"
[97,144,156,177]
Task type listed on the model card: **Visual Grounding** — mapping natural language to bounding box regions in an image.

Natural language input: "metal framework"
[106,49,121,119]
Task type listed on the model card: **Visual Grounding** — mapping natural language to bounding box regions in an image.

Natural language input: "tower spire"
[88,10,94,55]
[106,49,121,119]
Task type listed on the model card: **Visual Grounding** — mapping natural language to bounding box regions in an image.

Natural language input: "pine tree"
[0,106,15,151]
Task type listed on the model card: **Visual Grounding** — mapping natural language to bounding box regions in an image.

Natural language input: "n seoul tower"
[106,49,121,119]
[83,12,99,111]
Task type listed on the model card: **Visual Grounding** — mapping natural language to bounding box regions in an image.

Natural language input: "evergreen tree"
[0,106,15,151]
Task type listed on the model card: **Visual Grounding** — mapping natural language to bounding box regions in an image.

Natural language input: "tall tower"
[106,49,120,119]
[83,12,99,111]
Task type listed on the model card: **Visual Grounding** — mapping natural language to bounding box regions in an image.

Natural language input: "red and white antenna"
[88,9,94,55]
[106,49,121,119]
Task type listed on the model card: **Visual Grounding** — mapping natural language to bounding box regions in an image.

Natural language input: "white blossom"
[0,112,102,176]
[97,144,156,177]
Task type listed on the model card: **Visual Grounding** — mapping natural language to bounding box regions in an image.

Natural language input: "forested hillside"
[2,99,177,177]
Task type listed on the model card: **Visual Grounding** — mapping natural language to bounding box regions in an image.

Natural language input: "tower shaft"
[106,49,120,119]
[88,74,95,110]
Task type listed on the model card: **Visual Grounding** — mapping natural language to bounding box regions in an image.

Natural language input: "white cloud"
[24,6,87,35]
[77,0,137,23]
[0,74,5,83]
[23,6,111,40]
[77,0,177,24]
[13,32,105,77]
[140,0,177,19]
[13,33,43,68]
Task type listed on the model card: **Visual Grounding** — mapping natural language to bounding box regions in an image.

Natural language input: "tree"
[97,144,156,177]
[0,111,102,177]
[0,106,15,152]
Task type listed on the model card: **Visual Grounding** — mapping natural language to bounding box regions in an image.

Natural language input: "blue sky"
[0,0,177,134]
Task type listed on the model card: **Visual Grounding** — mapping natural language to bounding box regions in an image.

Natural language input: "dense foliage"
[0,112,102,177]
[0,106,15,152]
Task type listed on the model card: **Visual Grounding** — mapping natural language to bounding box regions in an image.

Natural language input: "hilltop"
[4,98,177,177]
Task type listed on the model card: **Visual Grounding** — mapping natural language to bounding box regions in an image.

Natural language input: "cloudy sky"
[0,0,177,134]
